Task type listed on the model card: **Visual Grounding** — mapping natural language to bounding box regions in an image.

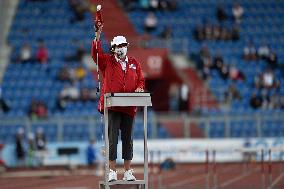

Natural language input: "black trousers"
[108,110,134,161]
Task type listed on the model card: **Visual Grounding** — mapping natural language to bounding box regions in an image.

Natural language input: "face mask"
[115,46,127,59]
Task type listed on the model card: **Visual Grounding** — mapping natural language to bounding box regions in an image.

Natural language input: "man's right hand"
[95,25,103,41]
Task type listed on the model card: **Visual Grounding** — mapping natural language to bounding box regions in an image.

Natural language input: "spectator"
[212,52,224,71]
[262,69,279,89]
[0,86,10,113]
[229,66,245,81]
[167,0,177,11]
[36,39,49,64]
[27,132,36,167]
[213,25,221,40]
[57,66,73,83]
[64,44,86,62]
[258,43,270,59]
[144,12,158,33]
[179,84,189,112]
[15,128,26,167]
[220,64,229,80]
[159,0,169,11]
[250,92,262,109]
[149,0,159,11]
[195,25,204,41]
[59,83,80,101]
[224,84,241,103]
[80,87,91,102]
[75,65,86,81]
[159,26,172,40]
[168,83,179,111]
[204,23,213,40]
[243,42,257,61]
[260,90,271,109]
[35,128,47,166]
[232,3,244,23]
[216,5,227,22]
[267,51,278,69]
[35,128,47,151]
[69,0,89,22]
[231,24,240,41]
[28,99,48,120]
[160,158,175,170]
[86,139,97,167]
[18,43,33,63]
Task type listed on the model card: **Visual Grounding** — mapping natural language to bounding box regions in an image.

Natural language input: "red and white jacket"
[91,40,145,117]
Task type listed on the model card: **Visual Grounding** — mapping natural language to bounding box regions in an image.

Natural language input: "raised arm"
[91,25,107,71]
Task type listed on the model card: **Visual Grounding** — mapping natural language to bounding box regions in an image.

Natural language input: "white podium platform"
[100,93,152,189]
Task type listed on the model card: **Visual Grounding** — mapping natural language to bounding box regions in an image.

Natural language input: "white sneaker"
[108,169,117,182]
[123,169,136,181]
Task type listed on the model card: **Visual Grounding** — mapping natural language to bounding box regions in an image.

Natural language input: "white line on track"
[268,172,284,189]
[219,168,259,188]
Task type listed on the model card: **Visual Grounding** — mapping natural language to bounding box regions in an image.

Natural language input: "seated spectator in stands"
[60,83,80,101]
[64,44,86,63]
[232,3,244,23]
[69,0,89,23]
[159,26,172,40]
[243,43,257,61]
[219,27,230,40]
[211,52,224,71]
[250,92,262,109]
[159,0,168,11]
[28,100,48,120]
[220,64,229,80]
[149,0,159,11]
[18,43,33,63]
[231,24,240,41]
[144,12,158,33]
[216,5,227,22]
[80,87,90,102]
[224,84,241,103]
[262,69,279,90]
[266,51,278,69]
[204,23,213,40]
[15,128,26,167]
[229,66,245,81]
[35,128,47,166]
[258,43,270,60]
[75,65,86,81]
[57,66,73,83]
[167,0,177,11]
[195,25,205,41]
[212,25,221,40]
[36,39,49,64]
[0,85,10,113]
[269,94,284,110]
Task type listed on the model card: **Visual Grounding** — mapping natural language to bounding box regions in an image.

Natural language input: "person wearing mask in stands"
[91,24,145,182]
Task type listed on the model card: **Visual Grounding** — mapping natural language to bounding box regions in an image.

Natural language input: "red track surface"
[0,163,284,189]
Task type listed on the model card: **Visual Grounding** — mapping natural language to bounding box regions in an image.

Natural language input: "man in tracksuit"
[91,25,145,182]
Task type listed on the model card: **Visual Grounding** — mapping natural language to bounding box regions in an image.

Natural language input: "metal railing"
[0,111,284,143]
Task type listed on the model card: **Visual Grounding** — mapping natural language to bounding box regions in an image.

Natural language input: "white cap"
[111,36,128,47]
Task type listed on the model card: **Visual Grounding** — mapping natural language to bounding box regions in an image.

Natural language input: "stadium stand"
[0,0,284,143]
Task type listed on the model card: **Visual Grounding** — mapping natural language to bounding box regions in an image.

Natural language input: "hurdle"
[99,93,152,189]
